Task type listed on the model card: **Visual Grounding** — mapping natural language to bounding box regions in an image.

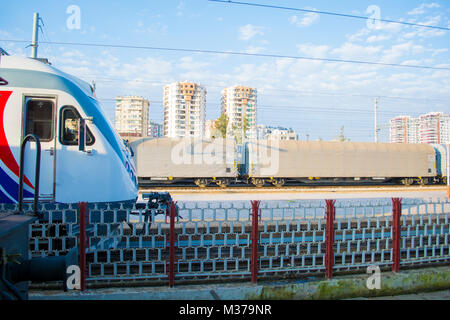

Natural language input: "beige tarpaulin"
[130,137,238,179]
[249,140,436,178]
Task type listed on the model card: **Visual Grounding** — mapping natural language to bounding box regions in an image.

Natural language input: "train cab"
[0,55,138,204]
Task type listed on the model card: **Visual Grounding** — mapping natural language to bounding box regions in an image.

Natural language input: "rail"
[18,134,41,217]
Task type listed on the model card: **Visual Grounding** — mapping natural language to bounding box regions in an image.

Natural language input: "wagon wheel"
[271,178,285,188]
[194,178,209,188]
[401,178,414,186]
[251,178,265,187]
[215,178,230,188]
[418,177,429,186]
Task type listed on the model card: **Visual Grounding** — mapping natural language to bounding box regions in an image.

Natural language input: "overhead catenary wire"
[85,76,450,103]
[1,39,450,71]
[208,0,450,31]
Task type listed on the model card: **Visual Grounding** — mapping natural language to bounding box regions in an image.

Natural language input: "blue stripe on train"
[0,188,14,203]
[0,164,34,202]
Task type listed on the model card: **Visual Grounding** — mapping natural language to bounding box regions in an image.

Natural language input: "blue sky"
[1,0,449,141]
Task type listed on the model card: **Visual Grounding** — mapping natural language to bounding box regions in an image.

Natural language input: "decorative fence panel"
[1,197,448,289]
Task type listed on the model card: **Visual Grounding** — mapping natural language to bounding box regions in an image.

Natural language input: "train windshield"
[87,97,129,154]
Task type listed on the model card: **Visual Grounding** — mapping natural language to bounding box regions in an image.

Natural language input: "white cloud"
[245,46,266,54]
[289,10,320,28]
[178,56,210,70]
[347,28,371,42]
[176,1,184,16]
[402,15,446,38]
[297,44,330,58]
[238,24,264,41]
[381,41,425,64]
[366,34,392,43]
[332,43,382,60]
[431,48,448,57]
[408,3,440,15]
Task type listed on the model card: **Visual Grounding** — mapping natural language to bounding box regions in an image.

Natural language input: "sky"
[1,0,449,142]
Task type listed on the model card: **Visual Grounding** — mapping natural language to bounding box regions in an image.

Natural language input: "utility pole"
[374,97,379,143]
[31,12,40,58]
[447,144,450,199]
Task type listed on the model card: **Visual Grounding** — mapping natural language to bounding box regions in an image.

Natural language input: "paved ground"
[348,289,450,300]
[139,186,447,201]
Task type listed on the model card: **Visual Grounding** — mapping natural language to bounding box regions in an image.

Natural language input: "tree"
[213,112,229,139]
[338,126,350,142]
[232,115,250,144]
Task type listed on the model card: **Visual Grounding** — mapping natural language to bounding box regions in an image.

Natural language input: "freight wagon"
[247,140,442,187]
[131,137,238,187]
[131,138,447,187]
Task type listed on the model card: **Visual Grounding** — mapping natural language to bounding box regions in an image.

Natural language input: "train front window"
[25,99,54,141]
[60,106,95,146]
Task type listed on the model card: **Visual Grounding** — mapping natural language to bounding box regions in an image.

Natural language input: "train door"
[22,96,56,201]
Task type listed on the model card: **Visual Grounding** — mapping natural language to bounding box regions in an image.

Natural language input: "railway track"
[139,184,445,193]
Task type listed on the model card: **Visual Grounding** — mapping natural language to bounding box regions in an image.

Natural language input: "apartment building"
[115,96,149,138]
[256,125,298,140]
[163,81,206,138]
[148,121,164,138]
[389,112,449,144]
[389,116,419,143]
[221,85,257,139]
[266,126,298,141]
[419,112,450,144]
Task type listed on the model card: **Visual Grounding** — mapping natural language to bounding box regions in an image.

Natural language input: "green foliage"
[213,112,229,139]
[338,126,350,142]
[232,116,250,144]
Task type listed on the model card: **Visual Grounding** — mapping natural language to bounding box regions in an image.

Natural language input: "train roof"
[256,140,436,153]
[255,140,433,151]
[0,55,95,99]
[0,55,128,165]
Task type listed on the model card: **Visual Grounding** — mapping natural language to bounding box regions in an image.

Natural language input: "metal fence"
[2,197,449,289]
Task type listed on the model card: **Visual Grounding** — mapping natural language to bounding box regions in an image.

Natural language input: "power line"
[88,75,450,103]
[1,39,450,71]
[98,97,423,117]
[209,0,450,31]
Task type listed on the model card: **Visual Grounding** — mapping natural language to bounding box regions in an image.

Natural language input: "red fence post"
[77,202,88,291]
[392,198,402,273]
[250,200,261,283]
[168,201,177,287]
[325,199,336,279]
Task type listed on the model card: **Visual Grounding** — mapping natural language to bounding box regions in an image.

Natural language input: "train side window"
[60,106,95,146]
[25,99,54,142]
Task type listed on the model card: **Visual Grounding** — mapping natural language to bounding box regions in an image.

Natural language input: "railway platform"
[29,265,450,300]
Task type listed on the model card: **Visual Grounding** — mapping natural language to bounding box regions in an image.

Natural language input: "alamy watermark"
[66,265,81,290]
[366,265,381,290]
[66,5,81,30]
[170,137,280,176]
[366,5,382,30]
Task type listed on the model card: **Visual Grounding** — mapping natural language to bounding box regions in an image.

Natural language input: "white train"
[0,54,138,204]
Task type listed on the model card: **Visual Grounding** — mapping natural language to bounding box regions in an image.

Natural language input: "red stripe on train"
[0,91,34,190]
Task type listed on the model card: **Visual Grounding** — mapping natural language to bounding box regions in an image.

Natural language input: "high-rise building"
[115,96,149,138]
[148,121,164,138]
[389,116,419,143]
[389,112,449,144]
[221,85,257,139]
[419,112,450,144]
[163,81,206,138]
